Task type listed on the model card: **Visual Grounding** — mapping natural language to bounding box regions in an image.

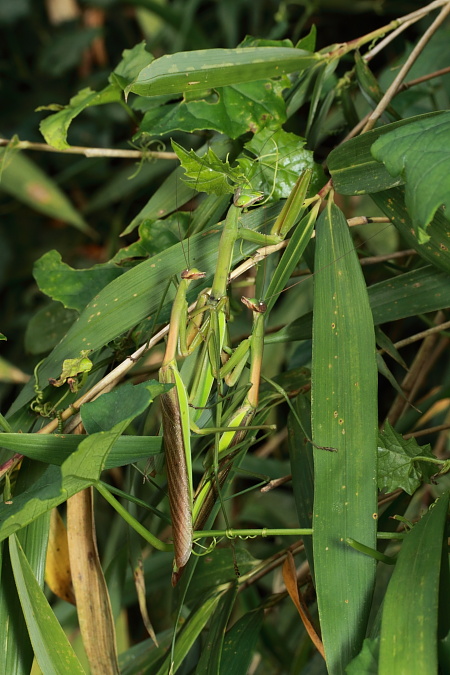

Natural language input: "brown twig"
[362,2,450,132]
[0,137,177,160]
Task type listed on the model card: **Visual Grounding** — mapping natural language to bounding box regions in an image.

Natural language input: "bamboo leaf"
[126,47,321,97]
[9,534,86,675]
[220,609,264,674]
[153,591,224,675]
[311,201,378,673]
[0,150,92,234]
[195,585,238,674]
[379,492,449,674]
[266,265,450,344]
[0,432,162,466]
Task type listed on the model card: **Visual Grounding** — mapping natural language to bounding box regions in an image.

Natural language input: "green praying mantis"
[159,170,316,583]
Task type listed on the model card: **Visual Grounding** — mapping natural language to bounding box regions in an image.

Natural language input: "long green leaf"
[126,47,321,97]
[266,265,450,344]
[154,591,224,675]
[0,150,92,234]
[311,201,378,673]
[379,491,449,674]
[9,534,86,675]
[328,111,444,196]
[0,432,162,466]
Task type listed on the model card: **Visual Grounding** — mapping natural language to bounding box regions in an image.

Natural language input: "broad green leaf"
[266,265,450,344]
[136,78,288,139]
[110,41,154,90]
[377,422,437,494]
[220,609,264,674]
[154,591,224,675]
[371,112,450,240]
[0,432,162,466]
[126,47,321,97]
[312,201,377,674]
[39,85,122,150]
[25,303,78,355]
[236,127,323,199]
[328,111,444,196]
[371,185,450,255]
[9,535,85,675]
[0,150,91,234]
[33,250,122,312]
[379,492,449,674]
[81,381,167,433]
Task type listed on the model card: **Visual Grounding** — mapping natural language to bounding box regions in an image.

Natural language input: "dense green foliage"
[1,1,450,674]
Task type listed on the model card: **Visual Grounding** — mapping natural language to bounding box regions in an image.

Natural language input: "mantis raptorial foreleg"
[160,172,315,582]
[191,296,266,533]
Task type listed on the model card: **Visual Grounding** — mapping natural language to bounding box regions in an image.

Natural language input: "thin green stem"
[95,481,172,552]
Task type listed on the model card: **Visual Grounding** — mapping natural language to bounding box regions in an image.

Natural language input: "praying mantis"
[159,169,315,583]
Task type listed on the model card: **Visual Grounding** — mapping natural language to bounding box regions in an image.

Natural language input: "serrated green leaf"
[9,535,86,675]
[126,47,321,97]
[371,112,450,241]
[39,85,122,150]
[379,492,449,675]
[328,111,444,196]
[236,127,322,199]
[377,422,437,494]
[33,250,123,311]
[0,150,91,234]
[172,141,240,195]
[136,78,288,139]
